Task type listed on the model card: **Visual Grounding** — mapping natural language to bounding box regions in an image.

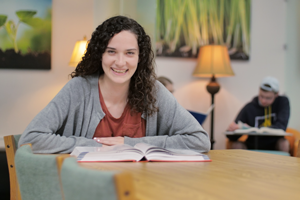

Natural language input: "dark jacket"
[227,96,290,149]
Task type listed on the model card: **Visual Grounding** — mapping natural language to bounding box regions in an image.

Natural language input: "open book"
[225,127,288,136]
[71,143,211,162]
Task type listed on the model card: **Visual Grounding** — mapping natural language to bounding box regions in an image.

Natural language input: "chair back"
[188,104,214,125]
[297,140,300,157]
[188,110,207,125]
[4,134,22,200]
[285,128,300,156]
[56,156,135,200]
[15,144,63,200]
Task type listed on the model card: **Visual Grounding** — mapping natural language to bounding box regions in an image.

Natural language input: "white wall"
[1,0,295,150]
[156,0,287,149]
[0,0,94,136]
[285,0,300,132]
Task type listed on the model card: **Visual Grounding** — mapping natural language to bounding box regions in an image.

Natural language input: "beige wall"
[285,0,300,133]
[0,0,94,137]
[1,0,297,150]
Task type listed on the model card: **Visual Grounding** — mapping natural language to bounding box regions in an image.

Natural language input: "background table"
[224,131,291,136]
[224,131,291,149]
[80,150,300,200]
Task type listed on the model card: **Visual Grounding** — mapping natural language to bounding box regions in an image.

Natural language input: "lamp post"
[193,45,234,149]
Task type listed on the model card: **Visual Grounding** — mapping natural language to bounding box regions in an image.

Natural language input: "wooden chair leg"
[4,136,22,200]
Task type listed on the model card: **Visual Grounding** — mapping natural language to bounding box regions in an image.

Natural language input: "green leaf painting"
[156,0,251,60]
[0,0,52,70]
[16,10,37,21]
[0,15,7,27]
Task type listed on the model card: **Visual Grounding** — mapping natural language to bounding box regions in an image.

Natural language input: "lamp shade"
[69,36,88,67]
[193,45,234,77]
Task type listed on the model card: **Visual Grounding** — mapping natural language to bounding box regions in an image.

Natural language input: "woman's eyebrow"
[126,48,138,51]
[106,47,138,51]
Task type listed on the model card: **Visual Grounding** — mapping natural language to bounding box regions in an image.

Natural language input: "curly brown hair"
[70,16,158,116]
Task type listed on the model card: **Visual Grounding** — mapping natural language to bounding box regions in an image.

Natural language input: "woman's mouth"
[111,68,128,74]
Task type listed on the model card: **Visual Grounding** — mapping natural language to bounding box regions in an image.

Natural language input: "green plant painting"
[156,0,251,60]
[0,0,52,69]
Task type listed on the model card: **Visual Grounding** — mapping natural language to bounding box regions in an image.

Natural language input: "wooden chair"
[56,155,135,200]
[4,134,22,200]
[226,127,300,157]
[15,144,63,200]
[297,140,300,157]
[285,128,300,157]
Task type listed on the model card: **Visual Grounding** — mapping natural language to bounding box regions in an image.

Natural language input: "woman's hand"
[93,136,124,146]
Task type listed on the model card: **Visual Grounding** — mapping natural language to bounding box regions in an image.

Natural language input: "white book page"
[70,147,100,157]
[145,154,208,161]
[233,127,259,134]
[78,151,144,162]
[232,127,286,135]
[133,143,156,154]
[73,144,144,162]
[134,143,205,161]
[259,127,286,135]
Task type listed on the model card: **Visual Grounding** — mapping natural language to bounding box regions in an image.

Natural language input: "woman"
[19,16,210,153]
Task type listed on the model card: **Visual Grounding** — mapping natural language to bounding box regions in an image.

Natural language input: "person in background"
[18,16,210,154]
[227,76,290,152]
[157,76,174,93]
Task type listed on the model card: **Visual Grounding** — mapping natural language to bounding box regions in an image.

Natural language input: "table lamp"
[69,36,88,67]
[193,45,234,149]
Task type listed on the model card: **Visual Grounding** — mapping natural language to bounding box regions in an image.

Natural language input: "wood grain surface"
[80,149,300,200]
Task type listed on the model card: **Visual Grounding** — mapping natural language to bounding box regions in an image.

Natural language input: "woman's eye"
[107,50,115,54]
[127,52,134,55]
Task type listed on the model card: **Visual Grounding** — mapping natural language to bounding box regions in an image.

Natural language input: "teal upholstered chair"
[57,156,135,200]
[14,144,63,200]
[4,134,22,200]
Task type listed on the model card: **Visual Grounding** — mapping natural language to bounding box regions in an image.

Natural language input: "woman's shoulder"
[60,74,98,99]
[154,80,176,104]
[66,74,98,90]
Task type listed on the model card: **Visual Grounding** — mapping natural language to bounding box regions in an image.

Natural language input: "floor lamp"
[193,45,234,150]
[69,36,88,67]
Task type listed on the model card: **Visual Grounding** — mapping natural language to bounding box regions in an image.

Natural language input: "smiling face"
[101,30,139,86]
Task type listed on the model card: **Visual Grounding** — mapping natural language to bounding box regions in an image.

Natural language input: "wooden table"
[80,150,300,200]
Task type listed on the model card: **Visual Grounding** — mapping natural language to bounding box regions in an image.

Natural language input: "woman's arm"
[18,77,102,154]
[124,82,211,152]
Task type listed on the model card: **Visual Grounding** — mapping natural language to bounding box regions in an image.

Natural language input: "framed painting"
[156,0,251,60]
[0,0,52,70]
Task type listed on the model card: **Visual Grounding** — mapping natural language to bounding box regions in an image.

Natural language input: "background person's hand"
[93,137,124,146]
[227,122,240,131]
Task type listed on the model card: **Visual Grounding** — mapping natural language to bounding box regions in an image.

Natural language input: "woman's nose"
[115,54,126,66]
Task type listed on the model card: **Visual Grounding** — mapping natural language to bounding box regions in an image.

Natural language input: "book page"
[134,143,209,162]
[258,127,286,135]
[233,127,259,134]
[70,146,101,157]
[226,127,287,136]
[72,144,145,162]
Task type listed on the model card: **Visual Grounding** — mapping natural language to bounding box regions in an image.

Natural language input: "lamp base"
[206,75,220,95]
[206,75,220,150]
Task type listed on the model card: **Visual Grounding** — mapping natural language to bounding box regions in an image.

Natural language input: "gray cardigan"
[19,74,210,153]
